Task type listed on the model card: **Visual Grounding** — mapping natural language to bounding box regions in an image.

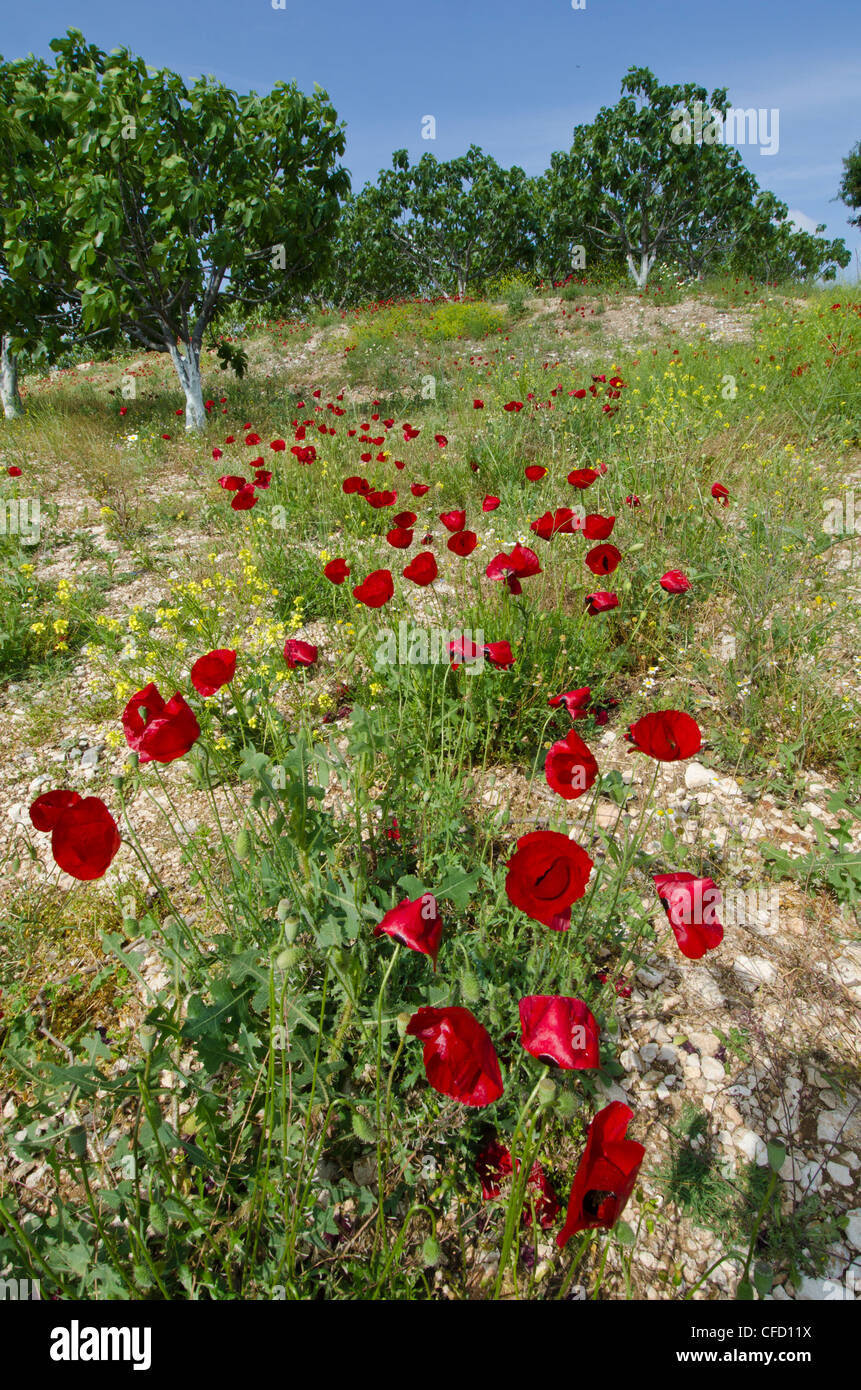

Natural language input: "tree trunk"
[625,250,656,291]
[168,343,206,432]
[1,334,23,419]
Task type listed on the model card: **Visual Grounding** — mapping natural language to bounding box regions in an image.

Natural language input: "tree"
[0,52,90,417]
[357,146,537,298]
[311,190,421,309]
[544,67,761,289]
[838,141,861,230]
[10,30,349,430]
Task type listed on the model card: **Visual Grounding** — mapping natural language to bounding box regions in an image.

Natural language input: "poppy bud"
[276,898,292,921]
[233,828,252,860]
[460,971,480,1004]
[277,946,305,970]
[422,1237,442,1267]
[149,1202,169,1236]
[538,1077,557,1108]
[140,1025,157,1054]
[397,1011,412,1038]
[283,916,300,944]
[555,1089,577,1119]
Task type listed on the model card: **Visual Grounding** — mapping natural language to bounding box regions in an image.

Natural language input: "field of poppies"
[0,278,859,1300]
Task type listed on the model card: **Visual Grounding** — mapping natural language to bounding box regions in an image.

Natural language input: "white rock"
[846,1211,861,1253]
[640,1043,659,1063]
[733,954,778,990]
[736,1128,767,1164]
[826,1162,852,1187]
[685,762,718,789]
[685,969,726,1009]
[701,1056,726,1082]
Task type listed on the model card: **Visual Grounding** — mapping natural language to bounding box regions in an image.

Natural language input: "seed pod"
[149,1202,168,1236]
[460,971,481,1004]
[233,828,252,860]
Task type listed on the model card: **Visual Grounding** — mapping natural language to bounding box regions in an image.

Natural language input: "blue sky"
[5,0,860,274]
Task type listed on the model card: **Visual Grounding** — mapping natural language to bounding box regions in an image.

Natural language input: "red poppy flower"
[119,406,128,416]
[191,649,236,696]
[253,469,272,489]
[122,684,200,763]
[503,401,524,413]
[625,495,641,507]
[231,485,257,510]
[212,447,223,461]
[556,1102,645,1246]
[583,513,615,540]
[284,639,317,668]
[29,789,83,832]
[711,482,729,506]
[387,526,414,549]
[30,792,121,881]
[270,439,286,451]
[626,710,701,761]
[225,435,235,444]
[324,558,350,584]
[525,465,547,481]
[505,830,593,930]
[660,569,691,593]
[548,687,592,719]
[584,591,619,615]
[353,569,394,608]
[475,1139,560,1228]
[411,483,430,497]
[7,466,22,477]
[545,728,599,800]
[245,433,261,445]
[483,640,515,669]
[482,495,501,511]
[572,388,587,399]
[393,510,417,528]
[403,552,437,586]
[374,893,441,969]
[475,1137,513,1199]
[519,995,600,1069]
[448,530,477,557]
[530,507,579,541]
[568,467,599,489]
[366,490,397,509]
[343,475,370,495]
[406,1006,503,1107]
[440,510,466,533]
[473,399,484,409]
[653,872,724,959]
[585,543,623,576]
[448,637,485,668]
[434,434,448,448]
[218,475,246,490]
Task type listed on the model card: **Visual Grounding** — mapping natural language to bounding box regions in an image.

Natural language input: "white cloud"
[787,208,819,235]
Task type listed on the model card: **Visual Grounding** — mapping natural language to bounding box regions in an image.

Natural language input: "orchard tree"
[312,190,421,308]
[15,30,349,430]
[360,146,537,298]
[838,141,861,230]
[0,52,91,417]
[546,67,765,289]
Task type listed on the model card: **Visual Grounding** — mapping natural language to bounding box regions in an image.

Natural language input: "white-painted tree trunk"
[625,251,657,291]
[1,334,23,419]
[168,343,206,432]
